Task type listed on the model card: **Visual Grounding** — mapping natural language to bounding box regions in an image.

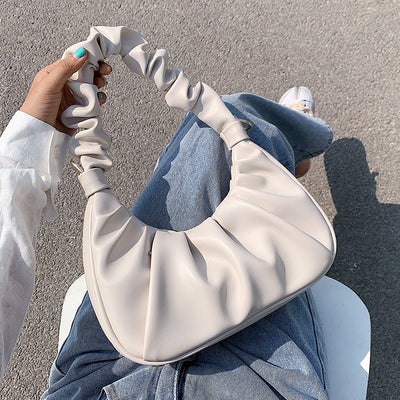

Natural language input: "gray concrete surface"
[0,0,399,398]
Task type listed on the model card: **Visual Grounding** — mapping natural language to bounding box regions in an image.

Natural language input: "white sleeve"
[0,111,69,380]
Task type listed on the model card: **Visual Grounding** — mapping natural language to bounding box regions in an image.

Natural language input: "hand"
[20,48,112,135]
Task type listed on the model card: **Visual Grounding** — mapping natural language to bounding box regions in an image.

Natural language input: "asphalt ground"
[0,1,399,398]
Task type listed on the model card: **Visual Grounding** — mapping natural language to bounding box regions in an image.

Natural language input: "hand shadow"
[324,138,400,398]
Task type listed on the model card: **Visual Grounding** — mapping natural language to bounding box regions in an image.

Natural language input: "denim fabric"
[42,93,333,400]
[131,93,332,231]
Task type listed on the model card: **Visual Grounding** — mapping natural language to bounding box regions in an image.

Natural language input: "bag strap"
[61,26,249,175]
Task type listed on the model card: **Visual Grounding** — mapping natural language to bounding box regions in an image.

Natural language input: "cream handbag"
[61,26,336,365]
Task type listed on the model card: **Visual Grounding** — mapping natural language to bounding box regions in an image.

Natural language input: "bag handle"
[61,26,249,174]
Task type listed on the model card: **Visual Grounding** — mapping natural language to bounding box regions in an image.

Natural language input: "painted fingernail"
[73,47,86,59]
[97,92,104,99]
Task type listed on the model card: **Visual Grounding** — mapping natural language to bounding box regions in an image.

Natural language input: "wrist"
[20,103,54,128]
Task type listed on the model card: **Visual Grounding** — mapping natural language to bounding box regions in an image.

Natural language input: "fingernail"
[97,92,104,99]
[73,47,86,59]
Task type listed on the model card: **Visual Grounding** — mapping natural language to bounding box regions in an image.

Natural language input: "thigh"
[131,95,295,230]
[130,95,329,398]
[179,293,327,399]
[42,294,143,400]
[131,93,332,231]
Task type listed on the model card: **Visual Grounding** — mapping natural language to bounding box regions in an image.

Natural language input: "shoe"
[279,86,314,177]
[279,86,315,117]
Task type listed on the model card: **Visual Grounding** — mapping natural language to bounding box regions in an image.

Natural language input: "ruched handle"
[61,26,248,175]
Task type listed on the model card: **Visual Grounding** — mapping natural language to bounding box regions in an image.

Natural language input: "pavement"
[0,0,399,398]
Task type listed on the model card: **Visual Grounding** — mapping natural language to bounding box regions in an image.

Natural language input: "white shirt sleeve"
[0,111,69,380]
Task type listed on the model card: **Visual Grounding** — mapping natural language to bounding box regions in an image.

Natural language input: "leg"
[131,92,332,231]
[278,86,327,177]
[130,92,331,399]
[41,291,151,400]
[44,92,331,400]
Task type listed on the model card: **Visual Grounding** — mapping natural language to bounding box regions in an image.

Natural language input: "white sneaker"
[279,86,315,117]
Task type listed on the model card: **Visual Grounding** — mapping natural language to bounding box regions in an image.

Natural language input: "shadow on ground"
[324,138,400,397]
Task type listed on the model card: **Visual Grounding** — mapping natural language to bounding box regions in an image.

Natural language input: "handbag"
[61,26,336,365]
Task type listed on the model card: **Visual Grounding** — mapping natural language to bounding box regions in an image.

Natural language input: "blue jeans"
[42,93,333,400]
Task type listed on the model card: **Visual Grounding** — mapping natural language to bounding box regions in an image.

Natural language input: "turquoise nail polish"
[73,47,86,58]
[97,92,104,99]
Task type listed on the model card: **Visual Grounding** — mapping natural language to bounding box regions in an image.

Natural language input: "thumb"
[47,47,88,91]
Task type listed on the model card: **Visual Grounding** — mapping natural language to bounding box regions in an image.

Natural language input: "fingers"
[94,62,111,103]
[97,62,112,76]
[97,92,107,106]
[94,75,107,89]
[94,62,112,89]
[45,49,88,92]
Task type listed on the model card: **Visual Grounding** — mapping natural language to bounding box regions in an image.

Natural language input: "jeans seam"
[219,341,285,399]
[293,125,334,165]
[173,360,186,400]
[104,384,120,400]
[55,292,89,375]
[305,290,327,390]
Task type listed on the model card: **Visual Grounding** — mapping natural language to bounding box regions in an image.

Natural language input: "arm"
[0,49,110,380]
[0,112,69,379]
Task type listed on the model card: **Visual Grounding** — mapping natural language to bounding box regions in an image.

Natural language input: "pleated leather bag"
[62,26,336,365]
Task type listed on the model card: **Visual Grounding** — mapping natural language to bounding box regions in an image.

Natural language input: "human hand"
[20,47,112,135]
